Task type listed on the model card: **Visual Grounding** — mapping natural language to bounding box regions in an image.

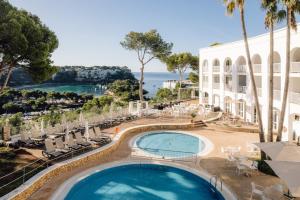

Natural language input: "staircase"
[193,120,207,128]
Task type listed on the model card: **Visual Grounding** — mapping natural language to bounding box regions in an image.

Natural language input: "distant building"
[163,80,194,90]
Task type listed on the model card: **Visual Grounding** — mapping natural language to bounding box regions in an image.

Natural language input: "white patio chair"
[250,182,265,200]
[236,162,247,175]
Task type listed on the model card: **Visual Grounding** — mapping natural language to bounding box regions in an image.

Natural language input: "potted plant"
[190,112,197,124]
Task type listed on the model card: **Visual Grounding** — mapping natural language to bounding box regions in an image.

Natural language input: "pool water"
[65,164,225,200]
[135,132,205,157]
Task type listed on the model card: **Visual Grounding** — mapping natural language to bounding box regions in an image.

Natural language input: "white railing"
[203,66,209,73]
[238,65,247,73]
[213,83,220,89]
[238,86,247,94]
[274,90,281,100]
[225,84,232,91]
[213,65,220,73]
[290,92,300,104]
[224,65,232,73]
[274,63,281,73]
[291,62,300,73]
[253,64,261,73]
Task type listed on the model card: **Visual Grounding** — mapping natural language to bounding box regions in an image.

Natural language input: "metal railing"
[213,65,220,73]
[225,84,232,92]
[203,66,209,73]
[238,86,247,94]
[238,65,247,73]
[131,147,199,164]
[210,175,223,191]
[0,145,99,197]
[224,65,232,73]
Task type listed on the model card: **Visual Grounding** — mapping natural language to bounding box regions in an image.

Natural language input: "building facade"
[199,25,300,141]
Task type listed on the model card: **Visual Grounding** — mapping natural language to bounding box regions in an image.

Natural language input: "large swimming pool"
[64,164,225,200]
[134,131,208,157]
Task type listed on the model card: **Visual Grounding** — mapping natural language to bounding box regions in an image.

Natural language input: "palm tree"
[223,0,265,143]
[276,0,300,141]
[261,0,286,142]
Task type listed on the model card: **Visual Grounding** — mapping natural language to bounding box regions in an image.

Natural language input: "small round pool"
[64,164,225,200]
[134,131,210,157]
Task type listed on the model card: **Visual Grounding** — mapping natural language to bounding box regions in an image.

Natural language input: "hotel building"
[199,25,300,141]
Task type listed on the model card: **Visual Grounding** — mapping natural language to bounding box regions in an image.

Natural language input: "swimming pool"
[134,131,211,158]
[64,164,225,200]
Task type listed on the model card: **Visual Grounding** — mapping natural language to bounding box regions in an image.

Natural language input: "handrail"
[209,175,223,191]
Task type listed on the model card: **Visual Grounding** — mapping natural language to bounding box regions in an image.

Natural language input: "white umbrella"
[79,111,84,125]
[266,161,300,197]
[255,142,300,162]
[40,119,45,136]
[65,124,70,141]
[84,121,90,141]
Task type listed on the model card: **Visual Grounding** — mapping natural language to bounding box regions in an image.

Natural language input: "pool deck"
[26,116,288,200]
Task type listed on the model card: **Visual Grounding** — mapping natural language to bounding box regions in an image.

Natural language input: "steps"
[193,120,207,127]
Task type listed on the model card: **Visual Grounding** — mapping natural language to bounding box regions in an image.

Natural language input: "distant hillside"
[1,66,136,86]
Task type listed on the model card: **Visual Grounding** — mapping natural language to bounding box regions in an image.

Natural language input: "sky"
[8,0,288,72]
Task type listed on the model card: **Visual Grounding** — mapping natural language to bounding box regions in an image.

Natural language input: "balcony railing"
[213,65,220,73]
[253,64,261,73]
[274,90,281,100]
[290,92,300,104]
[213,83,220,89]
[274,63,281,73]
[238,65,247,73]
[238,86,247,94]
[225,84,232,91]
[291,62,300,73]
[203,66,209,73]
[224,65,232,73]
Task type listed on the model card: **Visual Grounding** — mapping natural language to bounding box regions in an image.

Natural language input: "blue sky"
[8,0,287,72]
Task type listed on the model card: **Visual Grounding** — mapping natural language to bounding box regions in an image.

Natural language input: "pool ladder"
[210,175,223,191]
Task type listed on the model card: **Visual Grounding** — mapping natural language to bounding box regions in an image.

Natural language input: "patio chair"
[89,131,107,144]
[95,128,111,143]
[55,137,71,153]
[250,182,265,200]
[74,132,91,147]
[42,139,64,158]
[65,135,82,150]
[236,162,247,176]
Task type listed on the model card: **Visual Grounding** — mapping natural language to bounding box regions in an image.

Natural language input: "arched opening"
[291,48,300,73]
[236,56,247,93]
[201,92,209,104]
[213,94,220,107]
[224,58,233,92]
[237,99,246,119]
[212,59,220,73]
[290,113,300,141]
[202,60,209,73]
[224,96,232,113]
[252,54,262,73]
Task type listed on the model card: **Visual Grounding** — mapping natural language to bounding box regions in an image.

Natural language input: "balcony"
[225,84,232,91]
[253,64,261,73]
[238,86,247,94]
[274,63,281,73]
[213,83,220,89]
[213,65,220,73]
[291,62,300,73]
[203,66,209,73]
[224,65,232,73]
[238,65,247,73]
[290,92,300,104]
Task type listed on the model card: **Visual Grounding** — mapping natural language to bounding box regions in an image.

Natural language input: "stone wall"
[8,123,192,200]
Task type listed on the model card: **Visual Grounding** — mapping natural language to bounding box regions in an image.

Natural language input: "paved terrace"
[24,116,286,200]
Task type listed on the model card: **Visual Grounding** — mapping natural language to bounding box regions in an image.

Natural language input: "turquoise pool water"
[65,164,225,200]
[135,132,205,157]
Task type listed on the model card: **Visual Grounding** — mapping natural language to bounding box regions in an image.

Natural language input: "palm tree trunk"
[268,23,274,142]
[240,9,265,143]
[1,65,13,92]
[139,63,145,102]
[178,71,183,100]
[277,8,291,141]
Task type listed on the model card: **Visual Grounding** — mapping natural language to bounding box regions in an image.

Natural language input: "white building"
[199,25,300,142]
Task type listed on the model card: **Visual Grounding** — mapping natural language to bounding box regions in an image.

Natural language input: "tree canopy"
[0,0,59,88]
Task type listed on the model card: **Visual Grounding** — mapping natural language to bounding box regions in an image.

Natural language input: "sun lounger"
[74,132,91,147]
[95,127,111,143]
[55,137,71,153]
[89,130,107,144]
[18,132,36,147]
[42,139,64,158]
[65,135,82,150]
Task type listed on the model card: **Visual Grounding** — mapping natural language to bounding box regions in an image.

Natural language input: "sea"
[16,72,188,98]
